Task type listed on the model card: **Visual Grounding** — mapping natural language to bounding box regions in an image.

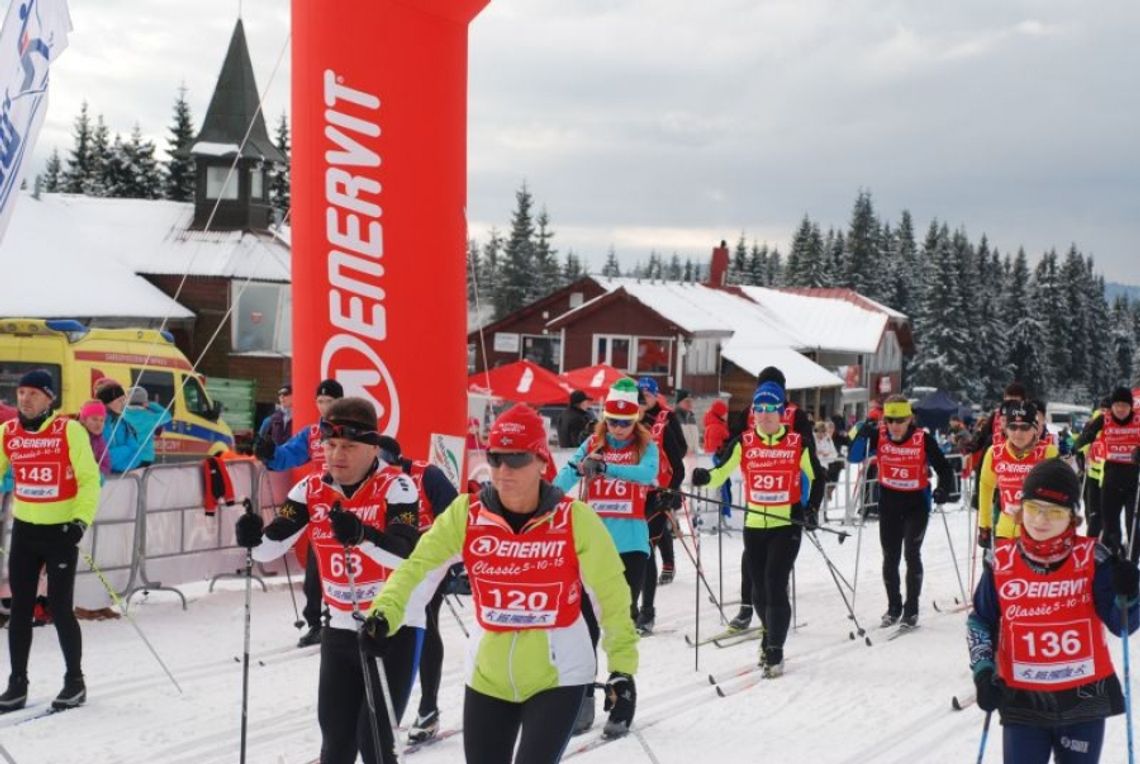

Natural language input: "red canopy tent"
[467,360,574,405]
[559,363,627,400]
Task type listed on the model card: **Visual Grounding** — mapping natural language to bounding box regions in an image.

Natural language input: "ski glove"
[658,489,682,510]
[977,527,992,550]
[254,437,276,462]
[235,512,264,548]
[330,508,382,548]
[932,486,950,505]
[690,468,711,487]
[1112,556,1140,600]
[359,613,391,657]
[973,668,1004,713]
[603,672,636,728]
[802,507,820,531]
[579,458,606,479]
[62,519,87,546]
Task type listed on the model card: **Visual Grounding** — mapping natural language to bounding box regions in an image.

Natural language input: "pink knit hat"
[79,400,106,419]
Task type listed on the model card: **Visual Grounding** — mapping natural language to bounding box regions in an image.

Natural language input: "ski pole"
[443,591,470,638]
[804,530,871,646]
[333,502,401,763]
[261,467,304,630]
[791,567,798,632]
[75,547,184,695]
[851,463,869,613]
[976,711,992,764]
[240,500,255,764]
[665,508,729,623]
[938,503,969,606]
[678,489,850,542]
[632,726,662,764]
[1123,586,1135,764]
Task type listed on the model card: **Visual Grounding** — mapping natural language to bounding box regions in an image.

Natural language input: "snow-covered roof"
[720,345,845,390]
[736,286,889,353]
[4,192,290,283]
[190,141,242,157]
[0,194,194,320]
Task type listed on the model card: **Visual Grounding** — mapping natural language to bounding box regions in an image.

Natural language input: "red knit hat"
[487,404,552,464]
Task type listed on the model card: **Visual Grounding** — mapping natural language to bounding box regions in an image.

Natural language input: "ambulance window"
[131,369,175,408]
[0,363,62,410]
[182,376,212,418]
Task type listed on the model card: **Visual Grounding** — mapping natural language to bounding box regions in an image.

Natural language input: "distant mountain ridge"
[1105,281,1140,303]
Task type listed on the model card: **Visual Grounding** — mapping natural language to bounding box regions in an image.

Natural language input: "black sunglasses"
[319,420,379,444]
[487,452,536,469]
[1006,423,1035,432]
[884,416,909,424]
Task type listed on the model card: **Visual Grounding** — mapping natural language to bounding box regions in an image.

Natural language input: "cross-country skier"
[235,397,426,764]
[364,404,640,762]
[691,380,823,677]
[967,458,1140,763]
[255,378,345,647]
[849,394,954,629]
[977,400,1058,546]
[1073,386,1140,560]
[0,370,101,712]
[635,376,686,633]
[554,377,657,733]
[376,434,458,745]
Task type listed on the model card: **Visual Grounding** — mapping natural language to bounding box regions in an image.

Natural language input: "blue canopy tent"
[912,389,961,432]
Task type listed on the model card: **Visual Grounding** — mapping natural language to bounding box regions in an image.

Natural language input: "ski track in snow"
[2,506,1133,763]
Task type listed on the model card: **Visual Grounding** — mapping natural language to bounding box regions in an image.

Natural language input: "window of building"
[569,292,584,309]
[595,335,634,371]
[635,338,672,375]
[522,335,561,373]
[250,169,264,200]
[205,166,239,200]
[684,338,718,375]
[232,282,291,354]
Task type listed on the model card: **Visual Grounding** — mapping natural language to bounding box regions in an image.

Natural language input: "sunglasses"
[884,416,909,424]
[752,403,781,414]
[487,452,536,469]
[606,418,636,429]
[1022,501,1071,522]
[1005,423,1035,432]
[319,420,379,443]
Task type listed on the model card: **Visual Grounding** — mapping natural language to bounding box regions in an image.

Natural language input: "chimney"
[707,240,729,288]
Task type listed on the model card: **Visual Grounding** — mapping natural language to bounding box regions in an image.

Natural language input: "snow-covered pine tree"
[479,227,503,310]
[844,190,879,298]
[1060,246,1090,394]
[1110,296,1135,386]
[62,101,93,194]
[270,112,290,212]
[101,134,128,198]
[893,211,919,317]
[785,217,811,286]
[910,225,971,391]
[601,245,621,277]
[1085,264,1112,397]
[683,257,694,282]
[84,114,111,197]
[466,238,481,302]
[730,234,748,284]
[563,250,584,282]
[766,247,783,286]
[164,85,196,202]
[805,221,826,288]
[950,228,983,400]
[530,206,561,299]
[1033,249,1071,398]
[495,183,537,318]
[973,237,1010,402]
[1003,248,1050,399]
[825,229,845,287]
[43,148,62,192]
[667,253,683,281]
[113,125,163,199]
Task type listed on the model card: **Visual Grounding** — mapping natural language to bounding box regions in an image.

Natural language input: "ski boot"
[572,695,595,735]
[657,564,675,586]
[761,647,784,679]
[0,674,28,713]
[899,614,919,631]
[297,624,322,648]
[727,606,753,632]
[52,673,86,711]
[880,611,901,628]
[635,607,655,636]
[407,709,440,744]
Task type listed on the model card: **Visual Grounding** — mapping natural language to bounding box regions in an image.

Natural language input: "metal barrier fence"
[0,460,279,611]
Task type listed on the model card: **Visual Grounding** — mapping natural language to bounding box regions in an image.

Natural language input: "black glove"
[1113,556,1140,600]
[691,467,711,487]
[359,612,391,657]
[658,489,682,510]
[603,672,636,732]
[973,667,1004,713]
[331,508,365,546]
[977,527,992,550]
[235,511,264,548]
[803,507,819,531]
[580,458,606,479]
[932,486,949,505]
[254,437,276,462]
[62,519,87,546]
[1132,446,1140,465]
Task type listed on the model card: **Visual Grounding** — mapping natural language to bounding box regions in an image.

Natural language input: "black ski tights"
[743,525,802,662]
[878,502,929,618]
[416,584,445,716]
[463,684,587,764]
[7,519,82,679]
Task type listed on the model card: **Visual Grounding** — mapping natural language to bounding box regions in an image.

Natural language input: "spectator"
[77,401,110,481]
[122,387,172,468]
[94,380,142,474]
[556,390,594,448]
[703,399,732,519]
[465,416,485,451]
[257,384,294,447]
[674,389,696,425]
[813,420,843,503]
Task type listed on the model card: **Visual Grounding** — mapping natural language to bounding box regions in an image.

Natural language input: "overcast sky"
[31,0,1140,282]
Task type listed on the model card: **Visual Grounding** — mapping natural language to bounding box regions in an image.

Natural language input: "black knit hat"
[1111,386,1133,405]
[316,379,344,399]
[569,390,589,406]
[1002,399,1037,425]
[17,369,55,399]
[756,366,786,388]
[377,435,402,464]
[1021,458,1081,511]
[95,382,126,405]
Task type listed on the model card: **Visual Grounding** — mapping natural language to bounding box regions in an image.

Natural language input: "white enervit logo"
[469,536,567,559]
[999,578,1088,600]
[321,333,400,436]
[517,367,534,393]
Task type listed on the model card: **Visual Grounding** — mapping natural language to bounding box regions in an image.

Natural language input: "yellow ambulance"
[0,318,233,458]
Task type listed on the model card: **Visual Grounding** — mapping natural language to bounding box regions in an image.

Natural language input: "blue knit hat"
[752,381,785,411]
[18,369,55,399]
[637,376,659,396]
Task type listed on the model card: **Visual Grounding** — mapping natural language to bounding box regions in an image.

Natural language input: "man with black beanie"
[1074,386,1140,560]
[256,378,346,646]
[556,390,594,448]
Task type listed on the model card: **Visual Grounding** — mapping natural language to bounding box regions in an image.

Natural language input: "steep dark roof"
[192,19,284,163]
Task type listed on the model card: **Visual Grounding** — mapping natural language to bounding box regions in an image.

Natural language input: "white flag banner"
[0,0,71,242]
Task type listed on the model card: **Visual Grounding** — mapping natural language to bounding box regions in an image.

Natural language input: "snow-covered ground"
[1,502,1133,763]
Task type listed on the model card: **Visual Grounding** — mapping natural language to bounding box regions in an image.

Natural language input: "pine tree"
[601,245,621,277]
[1060,245,1090,390]
[785,217,811,286]
[729,234,748,284]
[112,125,163,199]
[164,85,197,202]
[83,114,111,197]
[62,101,94,194]
[101,134,129,197]
[1004,248,1049,399]
[683,257,694,282]
[805,221,826,287]
[825,230,845,287]
[844,190,879,297]
[766,247,783,286]
[1110,296,1135,386]
[747,242,766,286]
[667,253,683,281]
[479,228,503,310]
[889,211,919,316]
[973,237,1009,402]
[495,183,537,318]
[1085,264,1112,397]
[530,206,561,299]
[1033,249,1071,397]
[42,148,62,192]
[466,238,481,302]
[910,225,970,390]
[563,250,584,282]
[269,112,290,212]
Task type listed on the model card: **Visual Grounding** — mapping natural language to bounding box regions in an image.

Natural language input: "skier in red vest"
[1074,386,1140,561]
[967,458,1139,763]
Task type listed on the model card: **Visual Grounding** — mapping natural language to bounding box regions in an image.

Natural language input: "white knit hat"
[605,378,641,419]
